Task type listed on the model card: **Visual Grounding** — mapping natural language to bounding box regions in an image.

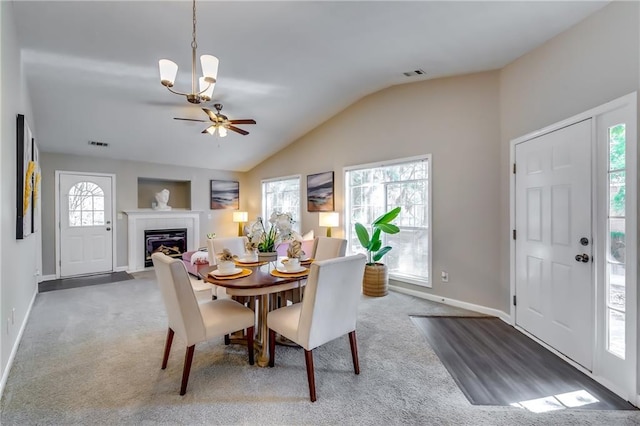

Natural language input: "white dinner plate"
[211,267,243,277]
[236,258,259,264]
[276,265,308,274]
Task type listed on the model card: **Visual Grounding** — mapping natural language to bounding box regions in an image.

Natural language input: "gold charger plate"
[208,268,253,280]
[300,258,314,266]
[270,268,309,279]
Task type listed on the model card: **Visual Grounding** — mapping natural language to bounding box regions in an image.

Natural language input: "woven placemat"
[270,268,309,279]
[208,268,253,280]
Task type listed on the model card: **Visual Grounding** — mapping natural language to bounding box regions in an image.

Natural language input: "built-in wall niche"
[138,177,191,209]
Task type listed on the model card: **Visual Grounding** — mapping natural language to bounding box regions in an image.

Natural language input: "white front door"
[58,173,113,277]
[515,119,593,370]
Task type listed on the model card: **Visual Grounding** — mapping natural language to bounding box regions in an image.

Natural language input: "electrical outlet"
[441,271,449,282]
[11,308,15,324]
[6,318,10,335]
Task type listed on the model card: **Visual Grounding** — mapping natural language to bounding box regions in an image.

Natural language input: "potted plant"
[247,212,296,262]
[355,207,401,297]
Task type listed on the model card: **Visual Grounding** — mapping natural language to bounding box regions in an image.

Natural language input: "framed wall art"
[307,171,334,212]
[16,114,34,239]
[210,180,239,210]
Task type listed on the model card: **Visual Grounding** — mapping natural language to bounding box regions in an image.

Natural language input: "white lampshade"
[158,59,178,87]
[199,77,215,101]
[204,125,215,135]
[319,212,339,228]
[233,211,248,223]
[218,126,228,138]
[200,55,219,83]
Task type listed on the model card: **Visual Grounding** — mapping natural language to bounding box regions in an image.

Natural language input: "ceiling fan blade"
[202,108,217,121]
[227,125,249,136]
[202,125,215,134]
[174,117,207,122]
[229,119,256,125]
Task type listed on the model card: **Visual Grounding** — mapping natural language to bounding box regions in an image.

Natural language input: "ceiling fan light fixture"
[157,0,217,104]
[218,126,228,138]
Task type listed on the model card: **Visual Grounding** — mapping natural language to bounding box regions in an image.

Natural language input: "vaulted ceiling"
[11,1,607,171]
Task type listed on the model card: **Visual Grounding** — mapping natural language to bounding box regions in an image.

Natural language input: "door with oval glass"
[58,172,114,277]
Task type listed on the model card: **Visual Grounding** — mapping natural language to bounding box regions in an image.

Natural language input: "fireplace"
[144,228,187,267]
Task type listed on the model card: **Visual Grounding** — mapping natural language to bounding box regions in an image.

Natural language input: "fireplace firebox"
[144,228,187,267]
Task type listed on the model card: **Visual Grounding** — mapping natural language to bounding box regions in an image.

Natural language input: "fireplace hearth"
[144,228,187,267]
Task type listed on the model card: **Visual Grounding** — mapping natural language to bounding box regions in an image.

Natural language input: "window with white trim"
[345,155,431,286]
[261,176,301,232]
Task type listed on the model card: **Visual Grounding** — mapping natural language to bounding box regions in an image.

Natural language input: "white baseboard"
[0,288,37,399]
[114,266,128,272]
[40,274,56,282]
[389,284,511,323]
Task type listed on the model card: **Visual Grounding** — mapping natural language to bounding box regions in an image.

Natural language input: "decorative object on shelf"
[153,188,172,210]
[318,211,339,237]
[355,207,401,297]
[248,212,296,255]
[233,211,248,236]
[307,171,334,212]
[158,0,218,105]
[210,180,239,210]
[206,232,216,239]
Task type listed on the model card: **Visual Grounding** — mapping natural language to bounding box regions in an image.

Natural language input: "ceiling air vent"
[403,69,426,77]
[88,140,109,147]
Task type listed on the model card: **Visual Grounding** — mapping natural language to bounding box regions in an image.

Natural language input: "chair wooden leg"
[224,334,230,345]
[348,330,360,375]
[247,326,255,365]
[268,329,276,367]
[304,349,317,402]
[180,345,195,396]
[161,328,174,369]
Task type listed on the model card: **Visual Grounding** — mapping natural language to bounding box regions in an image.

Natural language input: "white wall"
[247,71,504,310]
[40,153,246,276]
[1,1,39,392]
[499,1,640,313]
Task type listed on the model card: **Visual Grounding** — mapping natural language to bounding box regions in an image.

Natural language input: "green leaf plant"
[355,207,401,265]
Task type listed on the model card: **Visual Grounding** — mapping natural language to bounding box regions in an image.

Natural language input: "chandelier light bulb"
[218,127,228,138]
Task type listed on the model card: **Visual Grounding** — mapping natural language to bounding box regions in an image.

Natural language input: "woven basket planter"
[362,263,388,297]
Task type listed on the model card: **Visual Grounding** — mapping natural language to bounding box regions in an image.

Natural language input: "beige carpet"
[1,270,639,425]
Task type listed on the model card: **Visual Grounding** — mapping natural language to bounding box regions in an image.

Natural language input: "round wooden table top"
[200,264,308,296]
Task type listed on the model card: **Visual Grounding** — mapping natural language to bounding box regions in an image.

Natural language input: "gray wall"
[40,153,246,275]
[246,71,504,311]
[1,1,39,384]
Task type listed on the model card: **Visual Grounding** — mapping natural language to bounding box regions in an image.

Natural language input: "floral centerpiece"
[248,212,296,253]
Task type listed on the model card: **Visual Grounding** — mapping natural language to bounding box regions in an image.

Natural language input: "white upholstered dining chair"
[267,254,367,402]
[206,236,249,299]
[311,236,347,260]
[152,252,255,395]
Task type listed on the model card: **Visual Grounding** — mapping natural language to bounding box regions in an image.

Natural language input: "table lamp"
[318,212,339,237]
[233,211,248,236]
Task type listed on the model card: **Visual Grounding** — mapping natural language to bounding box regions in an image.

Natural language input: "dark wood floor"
[39,271,133,293]
[411,316,636,410]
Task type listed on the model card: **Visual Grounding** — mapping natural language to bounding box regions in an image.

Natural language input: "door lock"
[575,253,589,263]
[580,237,589,246]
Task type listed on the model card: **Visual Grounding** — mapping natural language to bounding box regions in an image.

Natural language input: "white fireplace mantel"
[124,210,201,272]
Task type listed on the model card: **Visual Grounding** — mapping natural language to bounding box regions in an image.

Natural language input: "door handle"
[575,253,589,263]
[106,227,111,231]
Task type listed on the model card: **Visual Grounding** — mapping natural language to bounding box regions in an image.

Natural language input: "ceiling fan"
[174,103,256,137]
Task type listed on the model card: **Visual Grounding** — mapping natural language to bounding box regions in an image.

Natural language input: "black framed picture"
[307,171,334,212]
[16,114,34,239]
[210,180,239,210]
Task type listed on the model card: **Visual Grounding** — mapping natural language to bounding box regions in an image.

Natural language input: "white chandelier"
[158,0,218,104]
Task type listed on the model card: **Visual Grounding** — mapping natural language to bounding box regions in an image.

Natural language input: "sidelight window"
[606,123,626,359]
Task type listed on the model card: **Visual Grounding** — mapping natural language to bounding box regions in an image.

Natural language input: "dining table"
[200,259,311,367]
